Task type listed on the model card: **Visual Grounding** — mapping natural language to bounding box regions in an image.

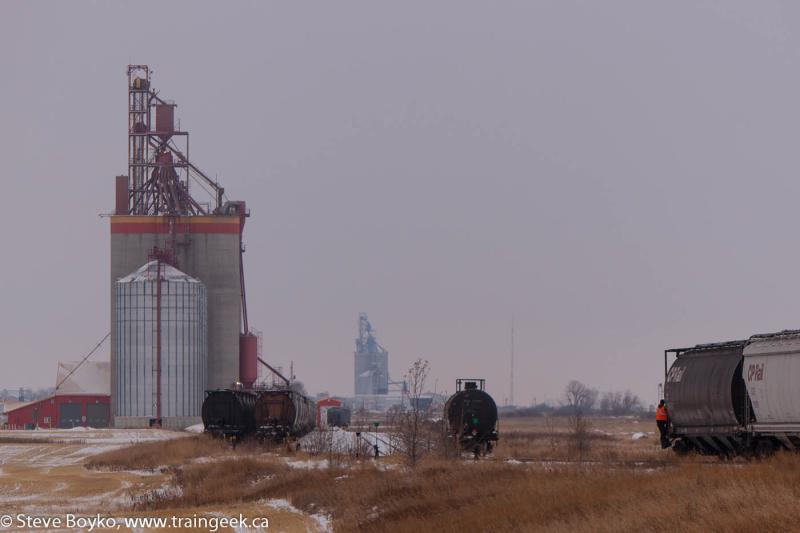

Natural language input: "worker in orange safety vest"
[656,400,670,449]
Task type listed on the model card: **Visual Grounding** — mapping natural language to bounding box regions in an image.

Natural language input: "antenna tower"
[510,317,515,407]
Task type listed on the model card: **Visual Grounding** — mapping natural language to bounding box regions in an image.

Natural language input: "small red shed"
[316,397,342,427]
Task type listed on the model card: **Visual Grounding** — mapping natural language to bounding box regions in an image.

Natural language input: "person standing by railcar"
[656,400,670,448]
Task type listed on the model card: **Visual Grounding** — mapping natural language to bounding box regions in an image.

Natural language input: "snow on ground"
[185,423,205,433]
[266,498,300,512]
[309,511,332,533]
[0,428,191,467]
[0,427,188,445]
[283,458,329,470]
[299,427,400,456]
[631,432,649,440]
[263,499,332,533]
[124,469,165,476]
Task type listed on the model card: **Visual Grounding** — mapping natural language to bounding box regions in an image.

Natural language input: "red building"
[5,361,110,429]
[6,395,110,429]
[316,397,343,427]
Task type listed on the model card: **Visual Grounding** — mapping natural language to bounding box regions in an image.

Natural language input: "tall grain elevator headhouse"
[111,65,258,428]
[354,313,389,396]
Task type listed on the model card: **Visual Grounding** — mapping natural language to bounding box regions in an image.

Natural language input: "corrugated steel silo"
[114,260,207,428]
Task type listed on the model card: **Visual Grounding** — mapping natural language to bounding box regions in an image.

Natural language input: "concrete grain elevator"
[110,65,258,428]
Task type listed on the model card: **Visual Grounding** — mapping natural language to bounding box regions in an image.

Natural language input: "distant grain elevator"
[354,313,389,396]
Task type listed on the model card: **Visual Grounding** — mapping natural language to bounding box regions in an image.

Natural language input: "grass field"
[5,418,800,532]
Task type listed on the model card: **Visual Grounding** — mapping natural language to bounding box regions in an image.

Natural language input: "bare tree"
[563,381,596,461]
[353,405,369,432]
[396,358,430,467]
[304,426,334,456]
[620,390,642,413]
[563,380,598,414]
[599,390,642,415]
[600,391,622,414]
[568,412,592,461]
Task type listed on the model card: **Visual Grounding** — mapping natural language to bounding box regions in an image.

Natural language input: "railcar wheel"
[754,440,774,459]
[672,439,690,456]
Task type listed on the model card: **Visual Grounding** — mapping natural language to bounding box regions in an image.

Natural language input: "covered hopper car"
[201,389,257,438]
[444,378,499,455]
[665,330,800,456]
[253,389,316,440]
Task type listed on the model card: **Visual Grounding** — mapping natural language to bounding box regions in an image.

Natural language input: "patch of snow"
[631,432,647,440]
[299,427,399,456]
[265,498,299,512]
[184,423,204,433]
[146,483,182,500]
[0,428,189,446]
[263,499,331,533]
[283,458,329,470]
[310,511,332,533]
[125,469,164,476]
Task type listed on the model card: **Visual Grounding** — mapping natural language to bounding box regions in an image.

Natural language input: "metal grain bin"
[114,260,207,428]
[744,330,800,430]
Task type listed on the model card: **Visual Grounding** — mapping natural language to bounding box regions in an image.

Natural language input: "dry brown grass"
[493,415,675,464]
[85,435,235,471]
[130,453,800,532]
[82,417,800,532]
[134,457,288,508]
[0,436,86,444]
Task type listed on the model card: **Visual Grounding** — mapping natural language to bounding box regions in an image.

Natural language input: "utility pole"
[510,317,515,407]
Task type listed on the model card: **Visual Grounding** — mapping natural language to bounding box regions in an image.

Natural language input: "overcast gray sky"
[3,1,800,405]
